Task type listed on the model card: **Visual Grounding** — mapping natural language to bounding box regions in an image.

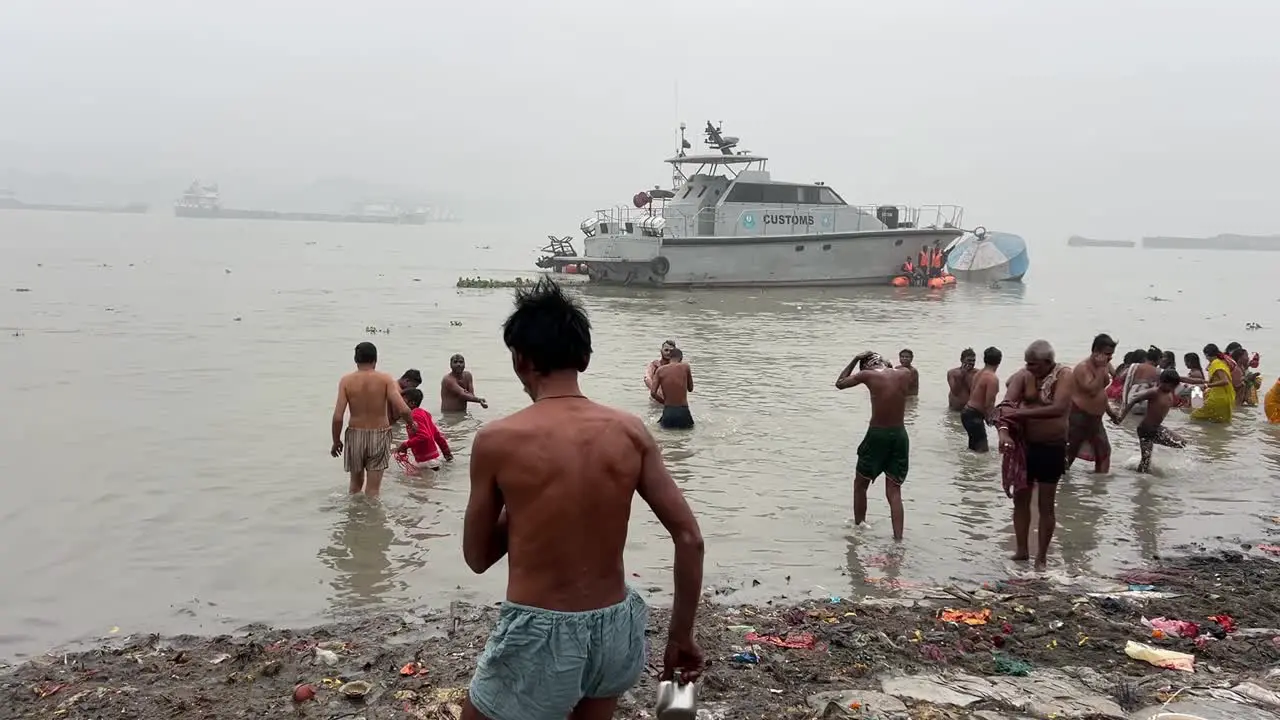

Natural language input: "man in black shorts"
[996,340,1074,570]
[961,346,1001,452]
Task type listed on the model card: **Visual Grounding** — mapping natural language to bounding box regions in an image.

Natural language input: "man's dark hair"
[401,368,422,386]
[1203,343,1221,359]
[1091,333,1117,353]
[1159,368,1180,386]
[354,342,377,365]
[502,279,591,374]
[960,347,976,359]
[983,346,1002,366]
[1225,342,1242,354]
[899,348,913,358]
[403,387,424,407]
[1146,345,1163,363]
[1184,352,1202,369]
[669,347,683,361]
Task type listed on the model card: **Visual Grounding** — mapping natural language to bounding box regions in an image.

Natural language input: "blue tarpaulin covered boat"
[945,228,1029,283]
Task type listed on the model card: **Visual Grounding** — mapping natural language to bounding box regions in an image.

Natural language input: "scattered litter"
[731,650,760,664]
[1257,545,1280,555]
[743,631,816,650]
[992,654,1032,677]
[400,661,428,676]
[1209,614,1238,634]
[314,648,339,666]
[32,682,64,698]
[209,653,231,665]
[1144,617,1201,639]
[340,680,372,699]
[1124,640,1195,672]
[940,608,992,626]
[293,684,315,703]
[1128,584,1156,592]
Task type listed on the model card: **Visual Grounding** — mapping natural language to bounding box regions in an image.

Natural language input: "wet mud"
[6,551,1280,719]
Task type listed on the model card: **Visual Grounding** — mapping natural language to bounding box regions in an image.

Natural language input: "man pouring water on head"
[461,279,705,720]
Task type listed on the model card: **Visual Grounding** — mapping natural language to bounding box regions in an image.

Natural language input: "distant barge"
[1142,234,1280,251]
[173,182,440,225]
[1067,236,1136,248]
[0,189,148,215]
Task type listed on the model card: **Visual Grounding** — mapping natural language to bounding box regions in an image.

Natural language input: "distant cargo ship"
[172,182,444,225]
[1067,235,1135,248]
[0,188,148,215]
[1142,234,1280,251]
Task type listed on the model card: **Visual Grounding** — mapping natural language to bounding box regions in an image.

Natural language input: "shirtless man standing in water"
[997,340,1074,570]
[462,280,705,720]
[836,351,914,540]
[441,354,487,414]
[947,348,978,411]
[1067,333,1117,474]
[898,348,920,397]
[653,347,695,429]
[332,342,417,498]
[961,347,1002,452]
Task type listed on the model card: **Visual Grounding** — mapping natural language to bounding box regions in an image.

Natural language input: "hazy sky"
[3,0,1279,239]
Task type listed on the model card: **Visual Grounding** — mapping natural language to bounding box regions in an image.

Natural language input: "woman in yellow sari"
[1192,343,1236,423]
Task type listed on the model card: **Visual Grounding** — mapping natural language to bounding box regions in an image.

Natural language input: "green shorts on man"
[856,425,910,484]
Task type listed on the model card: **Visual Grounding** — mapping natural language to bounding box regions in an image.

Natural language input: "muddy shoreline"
[6,551,1280,719]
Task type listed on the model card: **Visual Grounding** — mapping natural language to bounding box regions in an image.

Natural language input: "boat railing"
[592,203,965,237]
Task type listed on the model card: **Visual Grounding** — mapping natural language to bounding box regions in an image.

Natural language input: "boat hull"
[579,228,962,287]
[173,206,428,225]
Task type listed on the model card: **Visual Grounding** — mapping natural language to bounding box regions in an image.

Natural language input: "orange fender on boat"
[891,275,910,287]
[928,274,957,288]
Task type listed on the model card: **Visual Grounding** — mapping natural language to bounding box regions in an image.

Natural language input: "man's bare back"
[339,370,407,430]
[948,367,976,411]
[852,365,912,424]
[653,361,692,407]
[468,398,654,610]
[966,369,999,417]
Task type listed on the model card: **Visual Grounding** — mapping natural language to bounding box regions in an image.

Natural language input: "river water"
[2,211,1278,659]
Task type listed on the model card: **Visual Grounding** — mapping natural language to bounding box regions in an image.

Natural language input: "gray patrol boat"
[566,121,966,287]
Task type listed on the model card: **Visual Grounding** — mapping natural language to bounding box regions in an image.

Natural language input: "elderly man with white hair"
[995,340,1074,571]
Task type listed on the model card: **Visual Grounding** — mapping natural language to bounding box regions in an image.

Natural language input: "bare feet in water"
[1011,552,1029,562]
[1034,557,1048,571]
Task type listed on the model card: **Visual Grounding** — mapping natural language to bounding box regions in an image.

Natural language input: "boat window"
[681,187,693,198]
[696,186,707,198]
[762,185,799,204]
[725,183,764,203]
[818,187,846,205]
[800,186,821,205]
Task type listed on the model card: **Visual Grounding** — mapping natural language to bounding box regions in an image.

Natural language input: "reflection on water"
[2,213,1279,657]
[319,499,399,611]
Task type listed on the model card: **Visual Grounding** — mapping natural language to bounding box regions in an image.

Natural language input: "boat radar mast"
[672,120,758,186]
